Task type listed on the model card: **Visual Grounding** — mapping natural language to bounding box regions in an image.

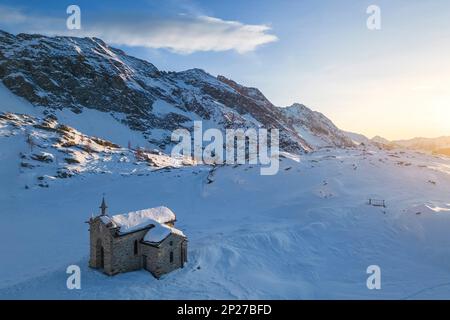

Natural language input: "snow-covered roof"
[99,215,112,224]
[97,206,184,242]
[101,206,176,233]
[143,223,185,243]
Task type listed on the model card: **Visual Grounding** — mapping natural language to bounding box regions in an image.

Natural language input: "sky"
[0,0,449,140]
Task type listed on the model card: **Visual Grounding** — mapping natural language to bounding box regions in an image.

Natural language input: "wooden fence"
[368,198,386,208]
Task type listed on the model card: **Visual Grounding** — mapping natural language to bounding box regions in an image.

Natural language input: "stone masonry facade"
[88,206,187,278]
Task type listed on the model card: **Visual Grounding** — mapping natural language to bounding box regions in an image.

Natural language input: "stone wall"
[88,218,114,275]
[89,216,188,278]
[110,228,149,274]
[140,242,160,276]
[140,233,187,278]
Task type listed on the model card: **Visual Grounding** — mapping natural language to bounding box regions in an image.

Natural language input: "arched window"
[170,251,174,263]
[134,240,138,255]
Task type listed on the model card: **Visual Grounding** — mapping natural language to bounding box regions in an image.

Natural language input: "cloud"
[92,15,278,54]
[0,5,63,34]
[0,6,278,54]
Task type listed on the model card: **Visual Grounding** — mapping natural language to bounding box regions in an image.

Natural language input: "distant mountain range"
[391,136,450,156]
[0,30,354,154]
[2,29,447,160]
[346,131,450,156]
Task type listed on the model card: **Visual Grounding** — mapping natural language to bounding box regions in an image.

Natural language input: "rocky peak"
[216,75,273,108]
[0,29,353,153]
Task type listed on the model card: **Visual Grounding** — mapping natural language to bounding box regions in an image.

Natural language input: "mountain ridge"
[0,29,354,153]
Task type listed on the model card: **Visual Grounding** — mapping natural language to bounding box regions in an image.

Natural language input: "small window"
[170,241,173,246]
[134,240,138,255]
[170,251,174,263]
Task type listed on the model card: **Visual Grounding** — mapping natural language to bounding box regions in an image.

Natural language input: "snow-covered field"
[1,29,450,300]
[1,143,450,299]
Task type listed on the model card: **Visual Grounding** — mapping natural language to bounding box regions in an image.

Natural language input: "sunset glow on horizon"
[305,50,450,141]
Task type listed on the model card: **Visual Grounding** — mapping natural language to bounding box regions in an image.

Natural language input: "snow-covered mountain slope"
[0,110,195,188]
[0,30,353,153]
[343,131,371,146]
[1,147,450,299]
[0,83,194,187]
[372,136,391,146]
[280,103,354,148]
